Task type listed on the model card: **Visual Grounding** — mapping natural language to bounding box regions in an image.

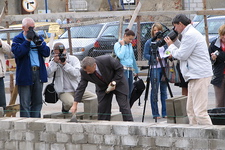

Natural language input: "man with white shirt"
[164,14,213,125]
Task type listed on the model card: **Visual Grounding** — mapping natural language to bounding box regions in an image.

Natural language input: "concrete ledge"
[0,118,224,149]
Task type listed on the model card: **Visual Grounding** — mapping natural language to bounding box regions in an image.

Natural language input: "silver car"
[195,16,225,43]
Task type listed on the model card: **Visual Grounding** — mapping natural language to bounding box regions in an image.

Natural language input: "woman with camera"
[114,29,139,101]
[143,23,168,119]
[209,24,225,107]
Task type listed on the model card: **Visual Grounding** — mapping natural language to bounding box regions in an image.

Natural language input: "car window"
[100,24,136,40]
[60,24,104,39]
[0,31,21,40]
[193,15,204,22]
[37,30,46,39]
[195,18,225,34]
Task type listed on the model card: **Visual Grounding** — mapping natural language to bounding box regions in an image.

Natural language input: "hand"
[164,36,174,46]
[168,54,173,59]
[119,40,125,45]
[53,54,60,63]
[70,102,78,114]
[211,53,217,61]
[26,30,35,40]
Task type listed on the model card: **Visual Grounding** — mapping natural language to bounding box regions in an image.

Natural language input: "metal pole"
[45,0,48,22]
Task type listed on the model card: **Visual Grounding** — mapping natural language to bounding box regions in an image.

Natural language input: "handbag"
[43,72,58,103]
[130,76,145,108]
[163,59,181,83]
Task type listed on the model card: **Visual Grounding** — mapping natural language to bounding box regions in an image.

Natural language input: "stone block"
[61,123,84,133]
[56,132,71,143]
[176,116,189,124]
[26,131,39,141]
[40,132,56,143]
[9,130,25,141]
[174,96,187,117]
[110,112,123,121]
[71,133,88,144]
[83,97,98,119]
[87,134,104,144]
[46,122,61,132]
[65,144,82,150]
[34,142,49,150]
[19,141,34,150]
[96,125,112,135]
[50,143,66,150]
[0,107,4,117]
[82,144,98,150]
[28,122,45,131]
[121,135,138,146]
[104,135,120,145]
[166,96,188,124]
[112,125,129,135]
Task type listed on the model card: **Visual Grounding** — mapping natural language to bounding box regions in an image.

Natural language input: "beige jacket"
[0,39,11,77]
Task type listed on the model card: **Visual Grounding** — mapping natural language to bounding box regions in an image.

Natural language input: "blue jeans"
[18,70,43,118]
[150,68,167,118]
[124,70,133,100]
[0,77,6,109]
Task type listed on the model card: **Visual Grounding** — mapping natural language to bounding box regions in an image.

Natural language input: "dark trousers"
[97,90,133,121]
[0,77,6,109]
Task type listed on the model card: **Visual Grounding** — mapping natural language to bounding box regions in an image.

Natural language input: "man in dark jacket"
[70,55,133,121]
[12,17,50,118]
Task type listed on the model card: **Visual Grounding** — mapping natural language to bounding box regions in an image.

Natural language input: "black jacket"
[74,55,129,102]
[209,38,225,87]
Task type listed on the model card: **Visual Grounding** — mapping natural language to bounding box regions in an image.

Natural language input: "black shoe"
[62,105,69,114]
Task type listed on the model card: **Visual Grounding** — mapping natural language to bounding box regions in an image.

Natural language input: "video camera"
[58,45,66,63]
[151,28,178,48]
[27,27,42,46]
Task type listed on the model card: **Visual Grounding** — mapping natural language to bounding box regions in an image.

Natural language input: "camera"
[58,45,66,63]
[213,50,219,56]
[27,27,42,46]
[152,28,178,47]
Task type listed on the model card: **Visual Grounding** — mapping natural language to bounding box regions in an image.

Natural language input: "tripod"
[142,42,173,123]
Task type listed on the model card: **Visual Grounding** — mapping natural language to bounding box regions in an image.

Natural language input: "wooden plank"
[4,10,200,22]
[118,16,124,41]
[8,85,18,106]
[60,17,120,28]
[6,9,225,23]
[0,6,5,23]
[5,104,20,117]
[127,1,142,30]
[197,10,225,16]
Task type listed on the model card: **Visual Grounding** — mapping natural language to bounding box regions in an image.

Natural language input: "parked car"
[0,22,63,44]
[91,22,169,60]
[54,21,169,60]
[192,8,225,27]
[195,16,225,43]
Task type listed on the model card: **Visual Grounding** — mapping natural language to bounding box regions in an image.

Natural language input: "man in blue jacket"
[12,17,50,118]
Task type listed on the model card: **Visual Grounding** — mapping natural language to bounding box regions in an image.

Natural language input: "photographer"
[0,39,12,110]
[164,14,213,125]
[12,17,50,118]
[143,23,168,119]
[47,42,81,113]
[209,24,225,107]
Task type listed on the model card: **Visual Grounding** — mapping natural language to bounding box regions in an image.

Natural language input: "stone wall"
[0,117,225,150]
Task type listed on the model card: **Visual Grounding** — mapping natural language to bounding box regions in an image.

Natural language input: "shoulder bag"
[43,72,59,103]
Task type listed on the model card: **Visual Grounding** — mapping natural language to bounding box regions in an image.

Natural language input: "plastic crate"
[208,107,225,125]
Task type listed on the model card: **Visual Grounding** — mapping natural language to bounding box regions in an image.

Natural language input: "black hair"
[124,28,135,36]
[172,14,191,26]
